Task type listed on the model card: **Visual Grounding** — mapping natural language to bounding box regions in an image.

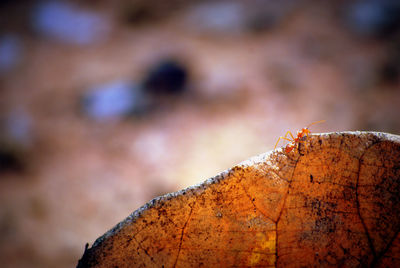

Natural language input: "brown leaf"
[77,132,400,267]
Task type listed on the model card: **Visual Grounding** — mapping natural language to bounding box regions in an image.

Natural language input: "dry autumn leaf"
[77,132,400,267]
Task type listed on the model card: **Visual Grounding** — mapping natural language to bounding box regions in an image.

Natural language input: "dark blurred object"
[245,0,298,32]
[0,0,33,34]
[345,0,400,38]
[0,109,33,173]
[82,80,149,122]
[83,60,189,122]
[379,44,400,85]
[0,144,25,173]
[31,1,110,45]
[0,34,22,74]
[143,60,188,95]
[0,0,13,6]
[121,0,186,25]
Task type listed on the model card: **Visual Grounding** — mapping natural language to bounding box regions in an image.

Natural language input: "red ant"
[274,120,325,153]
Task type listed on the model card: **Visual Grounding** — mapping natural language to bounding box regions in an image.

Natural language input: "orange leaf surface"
[77,132,400,267]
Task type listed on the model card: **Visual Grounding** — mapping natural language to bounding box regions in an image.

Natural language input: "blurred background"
[0,0,399,267]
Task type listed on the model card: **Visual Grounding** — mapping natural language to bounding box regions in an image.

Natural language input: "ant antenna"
[306,120,326,129]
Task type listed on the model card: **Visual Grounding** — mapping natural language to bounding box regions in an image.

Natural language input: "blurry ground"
[0,0,399,267]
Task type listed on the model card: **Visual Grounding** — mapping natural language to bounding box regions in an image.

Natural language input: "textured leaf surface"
[77,132,400,267]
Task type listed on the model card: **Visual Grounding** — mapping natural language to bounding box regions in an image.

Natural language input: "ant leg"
[274,133,294,149]
[274,131,295,149]
[280,130,295,141]
[286,131,295,141]
[274,136,293,149]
